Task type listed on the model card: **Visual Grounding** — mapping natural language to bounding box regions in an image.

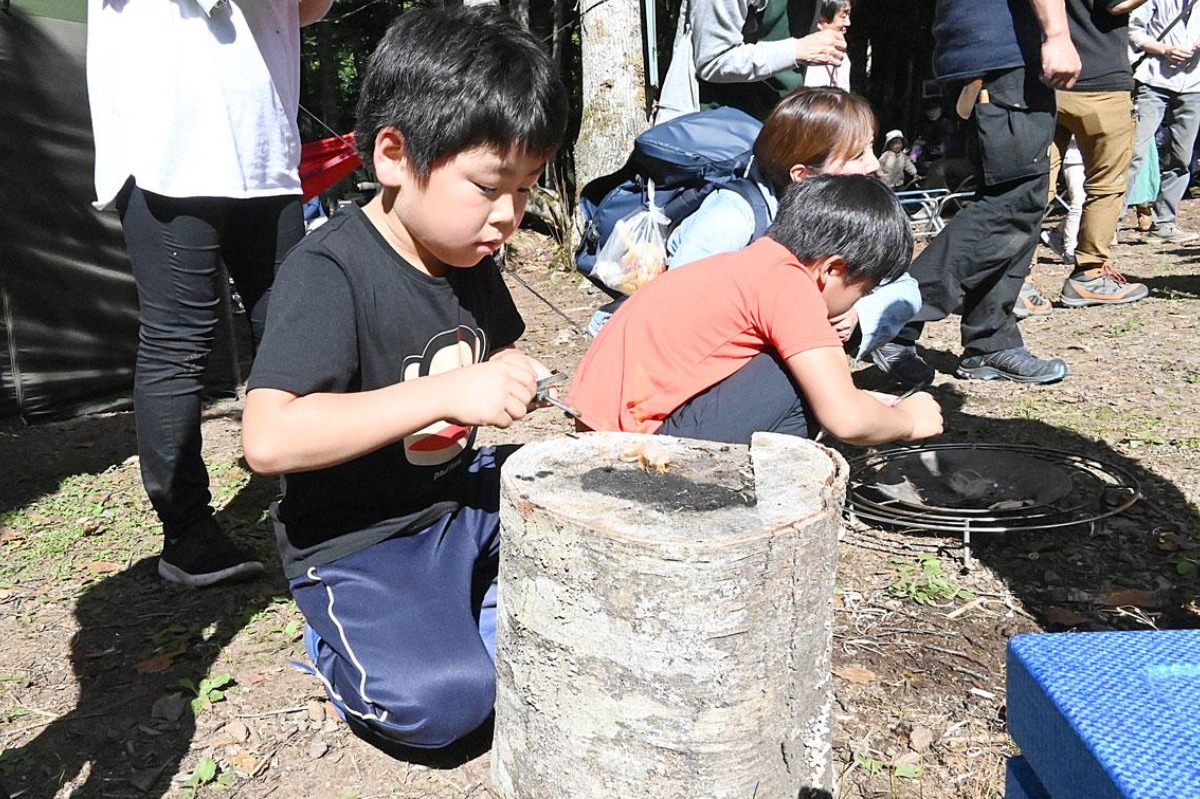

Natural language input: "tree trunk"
[573,0,649,190]
[313,21,341,133]
[551,0,569,75]
[493,432,847,799]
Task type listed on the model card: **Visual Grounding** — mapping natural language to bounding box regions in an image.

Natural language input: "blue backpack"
[574,106,772,291]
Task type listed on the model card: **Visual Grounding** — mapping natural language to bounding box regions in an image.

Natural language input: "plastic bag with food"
[592,180,670,295]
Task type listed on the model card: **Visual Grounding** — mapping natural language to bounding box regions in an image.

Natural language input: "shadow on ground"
[839,382,1200,632]
[2,473,283,799]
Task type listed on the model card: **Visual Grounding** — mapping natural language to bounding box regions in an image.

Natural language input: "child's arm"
[785,347,942,445]
[242,356,538,475]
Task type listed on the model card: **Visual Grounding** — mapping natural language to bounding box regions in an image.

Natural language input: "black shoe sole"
[158,558,264,588]
[955,364,1068,384]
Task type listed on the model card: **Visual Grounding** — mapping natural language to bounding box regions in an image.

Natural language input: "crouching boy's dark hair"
[766,175,913,287]
[354,6,569,178]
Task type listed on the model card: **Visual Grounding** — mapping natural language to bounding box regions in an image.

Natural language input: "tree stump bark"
[493,432,848,799]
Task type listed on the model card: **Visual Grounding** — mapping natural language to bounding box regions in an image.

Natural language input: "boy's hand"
[445,358,538,429]
[830,308,859,343]
[896,392,943,440]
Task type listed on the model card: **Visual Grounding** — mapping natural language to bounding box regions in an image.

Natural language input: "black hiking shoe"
[159,517,264,588]
[870,342,934,389]
[955,347,1068,385]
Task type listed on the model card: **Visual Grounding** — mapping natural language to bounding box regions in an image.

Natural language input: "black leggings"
[116,179,302,539]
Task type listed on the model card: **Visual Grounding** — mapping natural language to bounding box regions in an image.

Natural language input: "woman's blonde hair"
[754,87,877,192]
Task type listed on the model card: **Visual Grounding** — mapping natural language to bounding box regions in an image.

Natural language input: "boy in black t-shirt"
[241,7,568,754]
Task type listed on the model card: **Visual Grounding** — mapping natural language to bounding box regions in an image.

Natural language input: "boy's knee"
[353,657,496,750]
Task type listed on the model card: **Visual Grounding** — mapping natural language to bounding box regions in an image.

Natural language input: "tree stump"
[493,432,848,799]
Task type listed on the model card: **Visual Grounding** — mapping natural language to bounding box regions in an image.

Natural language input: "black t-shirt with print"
[247,205,524,579]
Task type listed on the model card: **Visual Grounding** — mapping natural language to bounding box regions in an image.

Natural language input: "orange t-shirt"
[566,237,842,434]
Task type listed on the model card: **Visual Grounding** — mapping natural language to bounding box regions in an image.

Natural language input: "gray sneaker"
[1014,279,1053,320]
[956,347,1068,384]
[1147,225,1199,245]
[1060,264,1149,307]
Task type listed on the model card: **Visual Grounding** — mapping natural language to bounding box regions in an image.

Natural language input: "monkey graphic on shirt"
[401,325,486,467]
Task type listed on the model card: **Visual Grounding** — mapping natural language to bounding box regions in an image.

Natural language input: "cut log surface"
[493,432,848,799]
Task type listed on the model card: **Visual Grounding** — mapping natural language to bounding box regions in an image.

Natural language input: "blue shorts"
[657,351,815,444]
[290,446,512,751]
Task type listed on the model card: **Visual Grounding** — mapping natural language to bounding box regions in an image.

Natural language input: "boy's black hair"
[354,6,569,177]
[766,174,913,287]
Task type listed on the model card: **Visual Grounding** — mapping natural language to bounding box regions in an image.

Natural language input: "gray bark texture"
[573,0,649,190]
[492,432,848,799]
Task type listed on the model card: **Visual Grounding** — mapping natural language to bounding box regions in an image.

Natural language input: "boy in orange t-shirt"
[567,174,942,446]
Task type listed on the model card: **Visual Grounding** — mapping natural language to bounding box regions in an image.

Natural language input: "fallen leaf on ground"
[909,726,935,752]
[135,642,187,675]
[1102,588,1159,607]
[1042,606,1090,627]
[228,752,259,774]
[151,692,188,721]
[83,560,121,575]
[834,665,878,684]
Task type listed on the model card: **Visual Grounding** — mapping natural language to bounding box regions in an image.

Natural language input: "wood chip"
[909,725,935,752]
[834,665,878,684]
[1102,588,1159,608]
[150,693,187,722]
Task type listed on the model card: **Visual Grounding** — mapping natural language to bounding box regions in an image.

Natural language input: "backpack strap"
[722,178,773,240]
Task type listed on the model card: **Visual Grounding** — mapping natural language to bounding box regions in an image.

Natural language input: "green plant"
[1106,316,1144,336]
[179,757,233,798]
[888,553,974,606]
[856,756,885,775]
[180,673,234,716]
[0,747,32,777]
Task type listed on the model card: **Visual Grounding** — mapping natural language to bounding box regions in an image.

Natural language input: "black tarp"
[1,1,244,423]
[1,2,139,421]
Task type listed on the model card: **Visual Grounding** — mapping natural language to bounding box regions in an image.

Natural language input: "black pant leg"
[899,67,1056,355]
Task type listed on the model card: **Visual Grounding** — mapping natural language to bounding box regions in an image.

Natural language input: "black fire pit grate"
[845,443,1141,564]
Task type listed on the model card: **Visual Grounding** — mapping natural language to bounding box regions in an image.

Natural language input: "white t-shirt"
[87,0,303,209]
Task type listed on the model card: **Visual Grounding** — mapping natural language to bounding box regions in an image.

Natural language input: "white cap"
[884,129,905,143]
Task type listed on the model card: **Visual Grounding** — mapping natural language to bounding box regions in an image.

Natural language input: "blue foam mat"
[1007,630,1200,799]
[1006,756,1050,799]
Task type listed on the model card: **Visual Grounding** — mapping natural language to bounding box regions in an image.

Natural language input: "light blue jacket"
[666,180,922,360]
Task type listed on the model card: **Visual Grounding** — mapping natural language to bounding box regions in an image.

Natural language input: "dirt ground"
[3,197,1200,799]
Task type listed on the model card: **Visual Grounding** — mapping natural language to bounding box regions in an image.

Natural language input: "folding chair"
[895,187,949,240]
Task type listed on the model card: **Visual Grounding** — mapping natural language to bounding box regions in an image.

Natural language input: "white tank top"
[87,0,303,209]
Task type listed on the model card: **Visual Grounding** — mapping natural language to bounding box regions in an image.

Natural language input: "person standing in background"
[876,129,918,188]
[805,0,853,90]
[1040,137,1087,268]
[87,0,334,587]
[1043,0,1150,312]
[656,0,847,122]
[1128,0,1200,244]
[870,0,1082,387]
